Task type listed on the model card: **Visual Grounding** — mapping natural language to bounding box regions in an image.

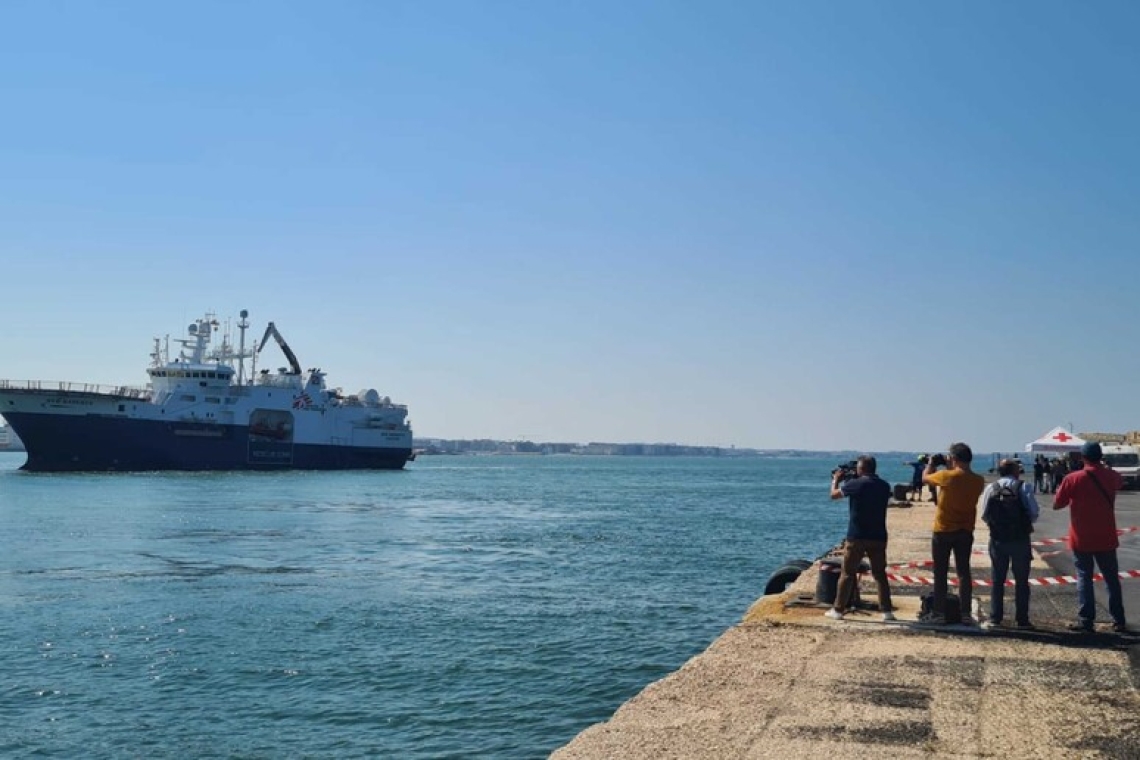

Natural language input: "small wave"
[135,552,314,579]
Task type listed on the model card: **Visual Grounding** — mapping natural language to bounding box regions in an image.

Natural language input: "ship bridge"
[148,364,235,391]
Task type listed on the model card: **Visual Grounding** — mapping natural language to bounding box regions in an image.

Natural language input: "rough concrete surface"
[553,485,1140,759]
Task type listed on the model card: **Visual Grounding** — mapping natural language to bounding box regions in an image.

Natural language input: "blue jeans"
[989,537,1031,625]
[1073,550,1126,627]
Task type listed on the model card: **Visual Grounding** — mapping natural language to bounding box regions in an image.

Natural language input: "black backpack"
[986,480,1032,541]
[920,593,961,624]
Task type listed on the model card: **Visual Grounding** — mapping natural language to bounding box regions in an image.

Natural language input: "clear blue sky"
[2,1,1138,452]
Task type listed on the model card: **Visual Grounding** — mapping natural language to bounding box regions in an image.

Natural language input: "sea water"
[0,452,911,758]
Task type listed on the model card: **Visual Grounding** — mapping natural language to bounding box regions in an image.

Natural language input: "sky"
[1,1,1139,453]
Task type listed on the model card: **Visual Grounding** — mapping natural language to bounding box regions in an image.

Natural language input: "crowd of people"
[825,442,1128,633]
[1030,453,1078,494]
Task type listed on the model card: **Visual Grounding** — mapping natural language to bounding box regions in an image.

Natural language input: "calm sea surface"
[0,452,910,758]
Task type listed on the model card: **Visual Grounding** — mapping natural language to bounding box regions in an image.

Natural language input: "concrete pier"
[553,485,1140,758]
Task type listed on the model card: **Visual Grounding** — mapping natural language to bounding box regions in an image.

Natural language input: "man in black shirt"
[826,455,895,621]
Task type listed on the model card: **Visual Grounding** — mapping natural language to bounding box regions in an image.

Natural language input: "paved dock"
[553,483,1140,759]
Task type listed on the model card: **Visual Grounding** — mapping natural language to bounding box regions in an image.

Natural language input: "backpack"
[985,480,1032,541]
[920,593,961,624]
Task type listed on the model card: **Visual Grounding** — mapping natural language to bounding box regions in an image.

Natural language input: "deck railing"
[0,379,152,400]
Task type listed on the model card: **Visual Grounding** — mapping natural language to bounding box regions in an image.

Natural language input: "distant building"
[412,437,759,457]
[1080,431,1140,445]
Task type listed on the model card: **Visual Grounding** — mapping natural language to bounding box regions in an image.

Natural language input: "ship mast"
[237,309,250,385]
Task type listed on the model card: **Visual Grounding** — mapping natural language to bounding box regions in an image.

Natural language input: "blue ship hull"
[6,413,411,472]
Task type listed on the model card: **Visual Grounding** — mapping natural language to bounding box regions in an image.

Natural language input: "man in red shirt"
[1053,442,1128,633]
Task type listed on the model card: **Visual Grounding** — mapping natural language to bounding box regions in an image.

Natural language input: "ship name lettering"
[250,450,292,459]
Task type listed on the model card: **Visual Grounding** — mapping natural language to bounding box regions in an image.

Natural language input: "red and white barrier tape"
[884,568,1140,588]
[882,529,1140,567]
[890,555,985,569]
[889,560,936,569]
[1032,525,1140,548]
[830,526,1140,577]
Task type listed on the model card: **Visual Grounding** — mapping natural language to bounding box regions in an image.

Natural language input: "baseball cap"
[1081,441,1102,461]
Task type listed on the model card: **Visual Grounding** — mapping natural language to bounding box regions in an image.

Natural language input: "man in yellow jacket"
[921,442,986,625]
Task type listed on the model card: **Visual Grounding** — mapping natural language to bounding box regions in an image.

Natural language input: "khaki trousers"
[834,538,893,613]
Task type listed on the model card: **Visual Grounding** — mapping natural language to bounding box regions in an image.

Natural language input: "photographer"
[905,455,927,501]
[1053,442,1127,633]
[825,455,895,622]
[921,443,985,625]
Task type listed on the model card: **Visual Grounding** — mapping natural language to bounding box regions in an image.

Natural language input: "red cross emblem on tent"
[1052,432,1073,442]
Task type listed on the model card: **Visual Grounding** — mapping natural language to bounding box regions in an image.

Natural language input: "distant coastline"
[0,427,996,462]
[413,438,921,459]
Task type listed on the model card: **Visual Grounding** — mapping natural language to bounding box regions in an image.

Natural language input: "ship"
[0,311,413,472]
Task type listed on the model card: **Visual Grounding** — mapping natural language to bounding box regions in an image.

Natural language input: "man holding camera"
[1053,441,1128,633]
[825,455,895,622]
[921,443,985,625]
[906,455,927,502]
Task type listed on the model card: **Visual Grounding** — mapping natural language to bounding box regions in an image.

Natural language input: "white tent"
[1025,426,1086,453]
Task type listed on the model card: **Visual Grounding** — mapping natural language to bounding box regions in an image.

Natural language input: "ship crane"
[256,322,302,375]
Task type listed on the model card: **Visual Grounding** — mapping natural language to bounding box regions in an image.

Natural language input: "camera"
[929,453,948,467]
[832,460,859,483]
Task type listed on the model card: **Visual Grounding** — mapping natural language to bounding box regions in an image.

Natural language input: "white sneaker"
[882,612,897,622]
[824,608,844,620]
[981,620,997,631]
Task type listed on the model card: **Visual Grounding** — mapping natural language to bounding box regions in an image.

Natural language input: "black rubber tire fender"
[763,559,812,595]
